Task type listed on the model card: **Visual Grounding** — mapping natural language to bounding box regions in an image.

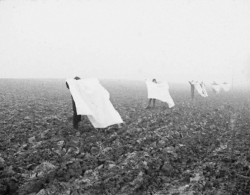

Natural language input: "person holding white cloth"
[189,80,208,99]
[66,77,123,129]
[145,78,175,109]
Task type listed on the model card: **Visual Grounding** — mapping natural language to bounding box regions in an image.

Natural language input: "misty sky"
[0,0,250,83]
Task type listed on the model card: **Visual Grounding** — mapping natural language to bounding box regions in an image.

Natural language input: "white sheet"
[189,81,208,97]
[221,83,231,92]
[145,79,175,108]
[212,82,230,93]
[211,84,221,93]
[66,78,123,128]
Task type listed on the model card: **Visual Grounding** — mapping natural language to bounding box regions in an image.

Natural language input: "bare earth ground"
[1,79,250,195]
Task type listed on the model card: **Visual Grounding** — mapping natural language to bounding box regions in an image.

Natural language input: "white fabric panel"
[200,83,208,97]
[212,84,221,93]
[221,83,231,92]
[212,82,231,93]
[146,79,175,108]
[66,78,123,128]
[189,80,208,97]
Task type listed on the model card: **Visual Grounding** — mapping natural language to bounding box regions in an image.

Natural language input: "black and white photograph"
[0,0,250,194]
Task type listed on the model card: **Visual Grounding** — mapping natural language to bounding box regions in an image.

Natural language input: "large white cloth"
[221,83,231,92]
[145,79,175,108]
[212,82,231,93]
[189,80,208,97]
[211,84,221,94]
[66,78,123,128]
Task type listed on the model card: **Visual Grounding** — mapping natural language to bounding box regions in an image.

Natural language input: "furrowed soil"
[1,79,250,195]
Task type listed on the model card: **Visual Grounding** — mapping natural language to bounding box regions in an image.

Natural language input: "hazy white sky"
[0,0,250,83]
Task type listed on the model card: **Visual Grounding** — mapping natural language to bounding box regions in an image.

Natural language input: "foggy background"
[0,0,250,85]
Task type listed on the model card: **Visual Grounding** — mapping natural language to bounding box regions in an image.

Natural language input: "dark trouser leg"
[188,82,195,100]
[152,99,156,108]
[72,98,81,129]
[146,99,152,109]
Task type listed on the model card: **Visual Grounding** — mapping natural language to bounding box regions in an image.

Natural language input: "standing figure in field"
[189,80,195,100]
[211,81,230,93]
[66,78,123,129]
[189,80,208,99]
[145,78,175,109]
[66,76,82,129]
[146,79,157,109]
[211,81,220,94]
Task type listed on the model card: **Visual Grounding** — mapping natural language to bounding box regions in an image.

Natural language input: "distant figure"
[189,80,208,99]
[146,78,157,109]
[221,82,230,92]
[211,81,220,94]
[66,76,81,129]
[189,80,195,100]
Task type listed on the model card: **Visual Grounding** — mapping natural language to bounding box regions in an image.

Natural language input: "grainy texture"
[0,79,250,195]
